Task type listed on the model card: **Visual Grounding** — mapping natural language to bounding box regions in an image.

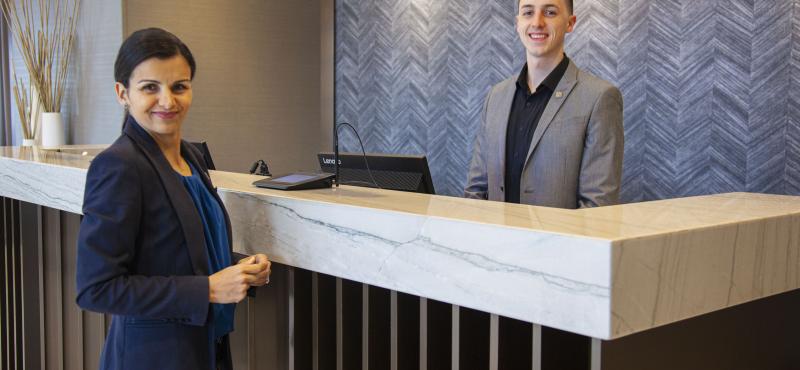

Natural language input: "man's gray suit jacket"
[464,60,624,209]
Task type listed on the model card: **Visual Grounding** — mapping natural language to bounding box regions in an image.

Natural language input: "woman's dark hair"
[114,27,196,87]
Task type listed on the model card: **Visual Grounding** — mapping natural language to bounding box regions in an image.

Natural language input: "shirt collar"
[516,54,571,93]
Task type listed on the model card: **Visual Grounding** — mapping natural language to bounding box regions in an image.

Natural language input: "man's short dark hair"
[517,0,574,15]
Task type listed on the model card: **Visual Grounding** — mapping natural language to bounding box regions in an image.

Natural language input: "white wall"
[8,0,123,145]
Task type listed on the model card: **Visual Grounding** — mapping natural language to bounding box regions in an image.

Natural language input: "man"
[464,0,623,209]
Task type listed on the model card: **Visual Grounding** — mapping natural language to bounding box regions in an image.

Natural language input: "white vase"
[41,112,65,147]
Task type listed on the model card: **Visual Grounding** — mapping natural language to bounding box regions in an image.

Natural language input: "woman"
[76,28,270,370]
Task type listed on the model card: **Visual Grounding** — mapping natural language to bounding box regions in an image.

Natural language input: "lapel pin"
[555,91,564,98]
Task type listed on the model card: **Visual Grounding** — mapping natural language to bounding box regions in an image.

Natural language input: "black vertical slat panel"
[541,327,590,370]
[368,286,390,370]
[83,304,106,369]
[11,199,23,370]
[248,293,256,367]
[498,317,532,370]
[230,285,250,368]
[20,202,42,370]
[1,197,10,370]
[396,292,419,370]
[293,268,313,370]
[291,268,297,370]
[61,211,83,370]
[426,299,452,370]
[43,206,63,370]
[459,307,490,370]
[75,208,105,370]
[340,279,362,370]
[252,263,290,370]
[316,274,337,370]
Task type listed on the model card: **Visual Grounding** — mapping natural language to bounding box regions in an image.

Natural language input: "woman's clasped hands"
[208,254,271,304]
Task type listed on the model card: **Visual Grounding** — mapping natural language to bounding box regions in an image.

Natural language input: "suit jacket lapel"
[123,118,210,276]
[524,61,579,165]
[493,77,517,185]
[181,143,234,253]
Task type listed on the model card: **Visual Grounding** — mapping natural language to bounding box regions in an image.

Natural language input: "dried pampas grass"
[1,0,80,140]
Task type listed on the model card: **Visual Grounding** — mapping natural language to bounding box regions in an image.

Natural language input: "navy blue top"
[180,163,234,339]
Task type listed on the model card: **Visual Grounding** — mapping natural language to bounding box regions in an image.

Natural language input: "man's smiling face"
[516,0,576,61]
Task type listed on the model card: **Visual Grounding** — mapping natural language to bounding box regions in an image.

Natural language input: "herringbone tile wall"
[335,0,800,201]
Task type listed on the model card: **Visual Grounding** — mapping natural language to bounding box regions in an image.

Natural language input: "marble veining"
[2,147,800,339]
[221,190,612,337]
[0,149,88,213]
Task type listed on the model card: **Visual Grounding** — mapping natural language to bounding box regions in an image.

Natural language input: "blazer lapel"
[182,143,234,253]
[123,118,210,276]
[493,77,517,186]
[524,61,579,165]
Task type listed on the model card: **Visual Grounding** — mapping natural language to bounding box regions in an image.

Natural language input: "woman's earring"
[123,104,129,113]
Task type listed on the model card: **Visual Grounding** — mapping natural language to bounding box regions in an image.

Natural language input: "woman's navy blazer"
[76,118,233,370]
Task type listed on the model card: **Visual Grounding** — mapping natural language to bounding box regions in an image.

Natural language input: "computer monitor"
[317,152,435,194]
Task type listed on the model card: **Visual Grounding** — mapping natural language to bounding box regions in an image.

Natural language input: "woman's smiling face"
[115,55,193,138]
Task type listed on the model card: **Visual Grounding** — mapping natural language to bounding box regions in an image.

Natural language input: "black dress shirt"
[504,56,570,203]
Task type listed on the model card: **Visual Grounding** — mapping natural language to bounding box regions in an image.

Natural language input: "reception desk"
[1,145,798,370]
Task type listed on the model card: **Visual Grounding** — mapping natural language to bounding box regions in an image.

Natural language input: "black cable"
[249,161,260,174]
[336,122,381,189]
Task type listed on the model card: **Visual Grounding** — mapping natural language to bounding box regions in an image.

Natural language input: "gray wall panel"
[336,0,800,200]
[789,0,800,194]
[69,0,125,145]
[336,0,522,197]
[125,0,325,175]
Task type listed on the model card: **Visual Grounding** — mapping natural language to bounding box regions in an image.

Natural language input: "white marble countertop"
[2,146,799,340]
